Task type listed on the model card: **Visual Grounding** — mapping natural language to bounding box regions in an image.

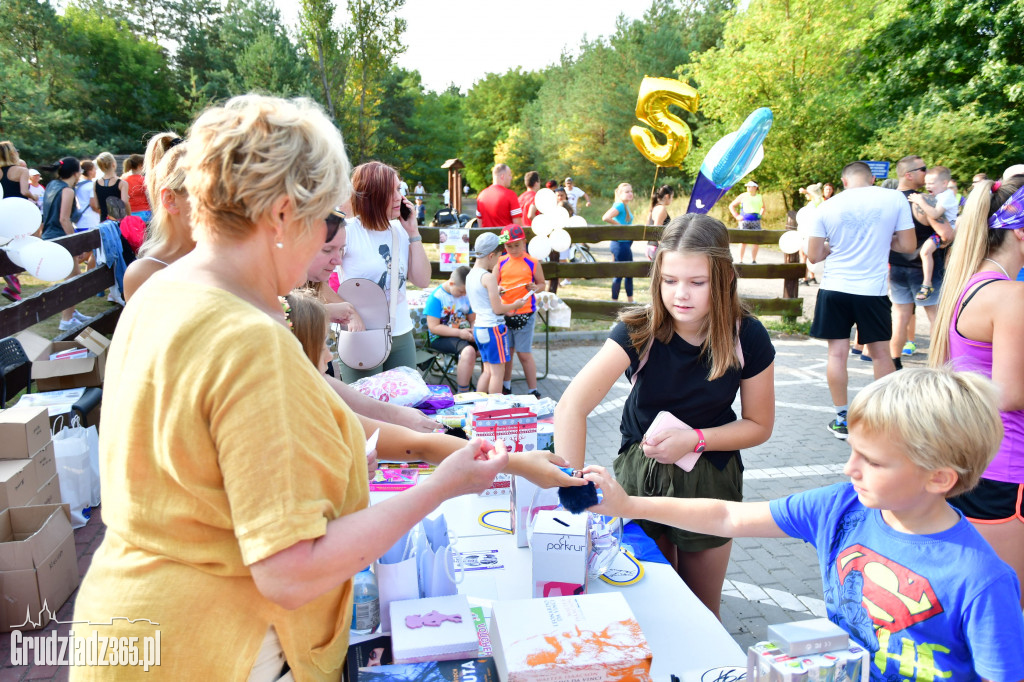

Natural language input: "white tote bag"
[52,418,94,528]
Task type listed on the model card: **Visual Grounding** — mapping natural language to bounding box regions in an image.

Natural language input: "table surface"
[371,488,746,681]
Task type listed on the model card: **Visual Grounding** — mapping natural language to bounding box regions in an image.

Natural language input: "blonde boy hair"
[95,152,116,174]
[183,94,351,240]
[848,368,1003,497]
[926,166,951,184]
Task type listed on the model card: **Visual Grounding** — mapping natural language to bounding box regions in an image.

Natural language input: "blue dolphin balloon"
[688,108,774,214]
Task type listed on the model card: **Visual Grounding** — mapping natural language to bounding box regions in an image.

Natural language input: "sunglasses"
[907,166,927,174]
[325,208,346,242]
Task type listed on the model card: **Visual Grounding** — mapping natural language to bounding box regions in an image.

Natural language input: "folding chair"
[417,330,459,390]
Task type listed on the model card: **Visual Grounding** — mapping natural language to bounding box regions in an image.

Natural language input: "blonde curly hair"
[183,94,351,240]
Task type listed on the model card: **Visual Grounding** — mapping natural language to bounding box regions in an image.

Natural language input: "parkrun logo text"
[10,629,161,670]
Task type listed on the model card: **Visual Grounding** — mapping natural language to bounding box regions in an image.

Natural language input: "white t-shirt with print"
[341,217,413,336]
[809,186,913,296]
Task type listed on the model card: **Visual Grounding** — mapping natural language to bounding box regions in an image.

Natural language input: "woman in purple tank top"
[930,172,1024,606]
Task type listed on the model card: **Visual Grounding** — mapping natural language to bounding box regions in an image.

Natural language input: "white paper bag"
[415,516,458,599]
[52,422,93,528]
[375,531,419,632]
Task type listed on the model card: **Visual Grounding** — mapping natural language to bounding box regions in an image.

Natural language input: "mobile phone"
[400,201,411,221]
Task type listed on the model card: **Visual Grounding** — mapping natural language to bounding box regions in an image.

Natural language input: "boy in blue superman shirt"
[584,368,1024,682]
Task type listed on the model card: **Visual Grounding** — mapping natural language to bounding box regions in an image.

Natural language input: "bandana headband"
[990,185,1024,231]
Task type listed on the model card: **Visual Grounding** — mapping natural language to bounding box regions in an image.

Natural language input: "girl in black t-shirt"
[554,214,776,619]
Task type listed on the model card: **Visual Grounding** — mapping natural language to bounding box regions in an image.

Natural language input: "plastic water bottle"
[351,568,380,634]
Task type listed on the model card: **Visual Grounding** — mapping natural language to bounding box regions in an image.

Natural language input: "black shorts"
[429,336,475,356]
[948,478,1024,523]
[809,289,892,344]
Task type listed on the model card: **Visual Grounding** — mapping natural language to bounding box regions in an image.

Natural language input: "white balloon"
[778,230,803,255]
[531,213,554,237]
[0,198,42,239]
[811,259,825,279]
[567,214,588,228]
[550,206,570,229]
[18,240,75,281]
[534,188,557,215]
[527,235,552,261]
[6,235,42,267]
[549,228,572,253]
[796,205,817,235]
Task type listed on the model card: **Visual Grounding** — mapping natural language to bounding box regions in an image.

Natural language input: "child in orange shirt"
[495,225,546,397]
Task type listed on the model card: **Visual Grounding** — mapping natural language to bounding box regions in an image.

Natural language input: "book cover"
[345,635,393,682]
[369,468,420,491]
[357,657,498,682]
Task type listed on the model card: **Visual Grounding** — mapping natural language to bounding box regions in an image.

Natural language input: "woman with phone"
[554,214,776,619]
[339,161,431,380]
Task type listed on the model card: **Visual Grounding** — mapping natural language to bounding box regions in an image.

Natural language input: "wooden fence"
[421,224,803,321]
[0,223,803,342]
[0,231,121,339]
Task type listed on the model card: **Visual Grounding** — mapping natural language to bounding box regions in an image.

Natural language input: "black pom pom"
[558,482,599,514]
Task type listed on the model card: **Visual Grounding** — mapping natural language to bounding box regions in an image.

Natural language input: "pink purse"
[643,411,702,472]
[633,321,746,471]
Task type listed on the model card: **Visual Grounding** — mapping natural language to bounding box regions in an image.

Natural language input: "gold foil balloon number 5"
[630,76,700,168]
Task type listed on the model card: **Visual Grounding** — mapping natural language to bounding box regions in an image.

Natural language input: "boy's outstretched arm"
[582,466,788,539]
[483,271,530,314]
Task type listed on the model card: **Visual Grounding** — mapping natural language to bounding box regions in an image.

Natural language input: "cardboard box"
[530,509,589,598]
[0,407,51,459]
[490,593,652,682]
[0,504,79,632]
[510,476,560,548]
[27,475,60,507]
[16,328,110,391]
[31,441,57,486]
[767,618,850,656]
[0,459,39,511]
[389,595,478,663]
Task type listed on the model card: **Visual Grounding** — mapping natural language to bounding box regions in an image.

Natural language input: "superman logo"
[836,544,943,632]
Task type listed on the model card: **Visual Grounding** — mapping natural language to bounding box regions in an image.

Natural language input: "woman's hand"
[427,438,510,499]
[581,465,632,516]
[398,196,418,235]
[506,450,589,489]
[395,405,442,433]
[641,428,697,465]
[330,303,365,332]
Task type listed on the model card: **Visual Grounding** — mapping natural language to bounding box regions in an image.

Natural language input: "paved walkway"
[2,334,930,678]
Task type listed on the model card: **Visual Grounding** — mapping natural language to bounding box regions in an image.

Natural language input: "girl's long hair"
[929,174,1024,366]
[619,213,746,380]
[285,288,330,368]
[139,132,189,259]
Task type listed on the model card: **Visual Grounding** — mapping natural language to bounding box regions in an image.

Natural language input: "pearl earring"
[275,240,284,249]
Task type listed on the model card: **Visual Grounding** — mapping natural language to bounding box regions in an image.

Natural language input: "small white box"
[389,595,478,664]
[530,509,589,598]
[490,593,652,682]
[767,618,850,656]
[510,476,560,548]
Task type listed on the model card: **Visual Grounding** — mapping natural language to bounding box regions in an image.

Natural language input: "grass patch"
[15,268,120,340]
[761,317,811,336]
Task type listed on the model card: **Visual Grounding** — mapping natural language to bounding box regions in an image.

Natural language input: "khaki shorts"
[613,442,743,552]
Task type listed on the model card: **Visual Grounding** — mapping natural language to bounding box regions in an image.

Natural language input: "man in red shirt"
[476,163,523,228]
[518,170,540,227]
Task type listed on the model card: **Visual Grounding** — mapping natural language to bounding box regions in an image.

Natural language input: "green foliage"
[684,0,875,209]
[462,68,544,189]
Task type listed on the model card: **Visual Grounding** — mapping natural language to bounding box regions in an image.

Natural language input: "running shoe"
[826,415,848,440]
[902,341,916,356]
